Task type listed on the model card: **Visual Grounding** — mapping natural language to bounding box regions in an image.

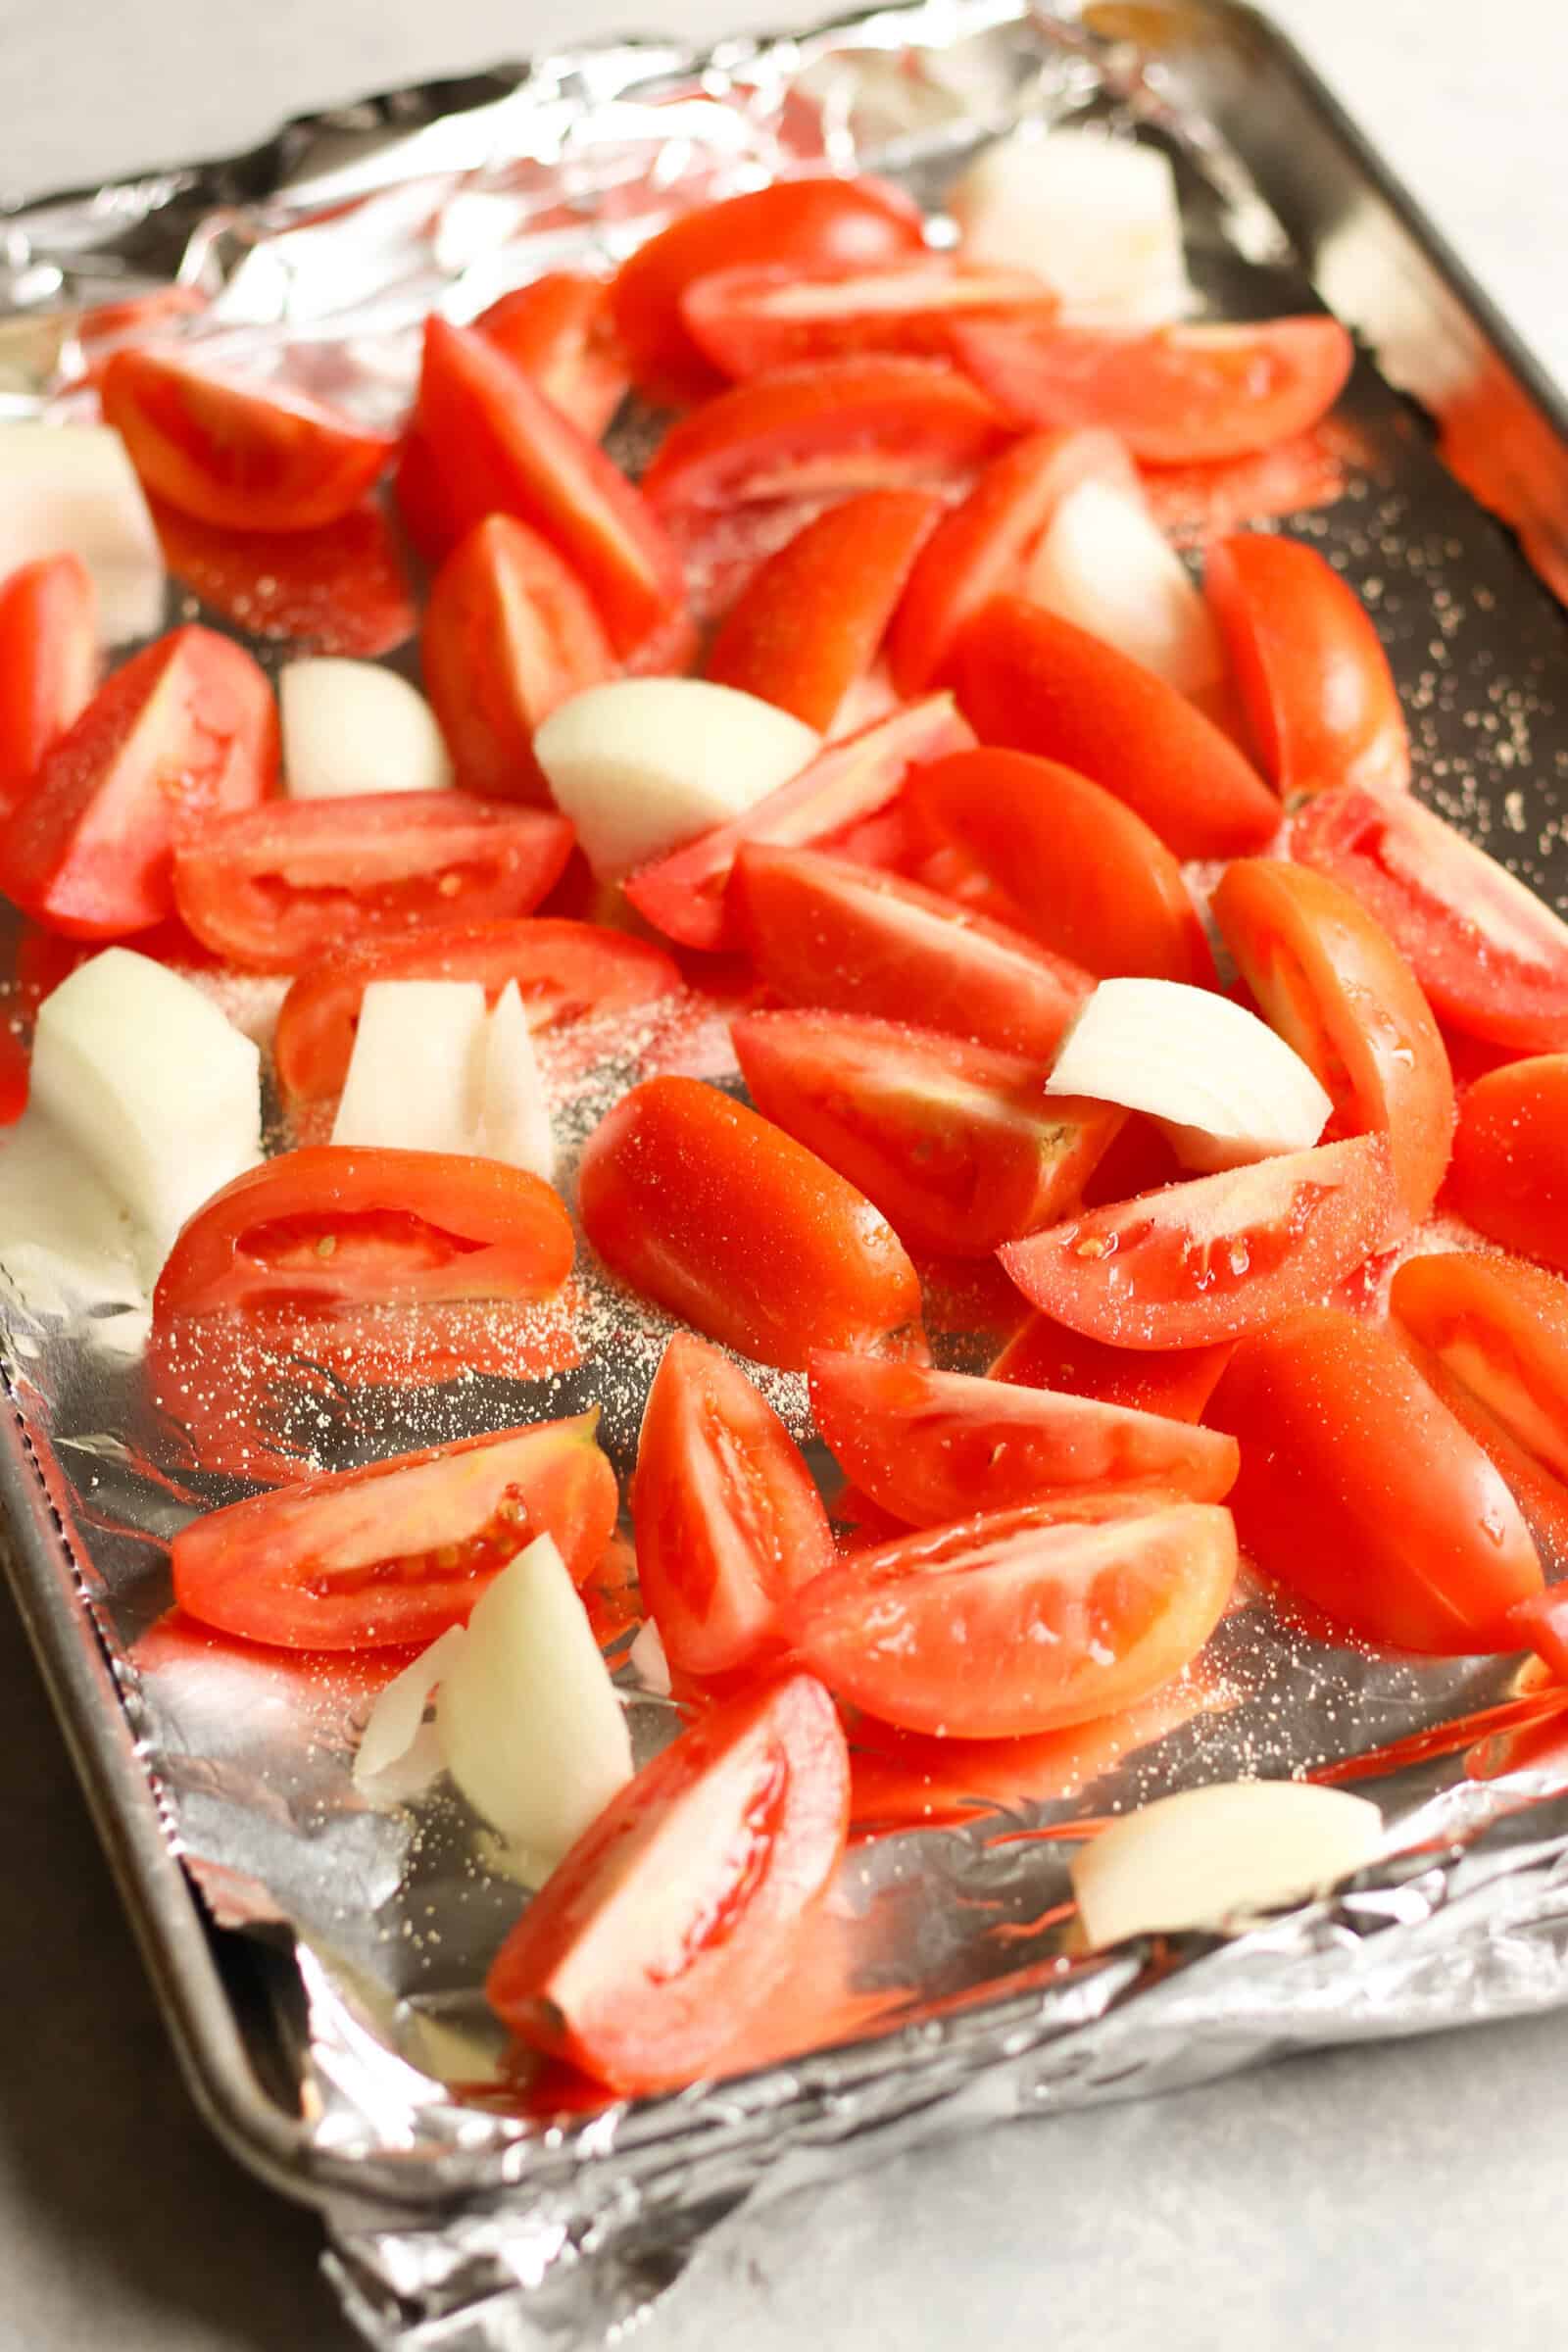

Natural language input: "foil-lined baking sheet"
[5,4,1568,2346]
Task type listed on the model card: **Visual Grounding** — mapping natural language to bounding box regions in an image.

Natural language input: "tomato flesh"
[682,257,1058,378]
[1447,1056,1568,1273]
[1390,1250,1568,1530]
[151,496,416,658]
[0,555,96,821]
[473,270,628,440]
[988,1315,1234,1421]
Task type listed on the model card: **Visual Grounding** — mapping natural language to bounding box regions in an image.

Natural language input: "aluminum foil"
[6,3,1568,2346]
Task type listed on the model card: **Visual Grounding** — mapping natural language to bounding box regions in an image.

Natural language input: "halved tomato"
[633,1332,834,1676]
[172,792,573,971]
[987,1314,1234,1422]
[486,1672,851,2094]
[151,495,416,658]
[682,257,1058,377]
[788,1493,1237,1738]
[473,271,628,440]
[1447,1056,1568,1272]
[0,555,96,821]
[1000,1134,1396,1350]
[171,1413,616,1650]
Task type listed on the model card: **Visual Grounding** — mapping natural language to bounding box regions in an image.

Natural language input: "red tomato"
[641,359,1010,514]
[172,792,572,971]
[987,1314,1234,1422]
[0,626,278,939]
[682,258,1058,377]
[950,317,1354,464]
[421,514,614,804]
[1000,1134,1396,1351]
[0,556,96,821]
[150,495,416,658]
[1508,1589,1568,1682]
[953,596,1280,859]
[609,174,924,404]
[486,1672,851,2094]
[808,1351,1240,1526]
[911,747,1215,986]
[731,1008,1122,1257]
[473,271,628,440]
[704,489,939,730]
[100,349,393,531]
[71,285,207,382]
[577,1074,922,1370]
[1447,1057,1568,1273]
[623,693,972,953]
[632,1332,834,1676]
[1212,858,1454,1226]
[171,1413,616,1650]
[788,1493,1237,1737]
[1291,785,1568,1052]
[1204,532,1408,798]
[153,1147,574,1325]
[1204,1306,1544,1652]
[731,841,1091,1059]
[272,917,681,1102]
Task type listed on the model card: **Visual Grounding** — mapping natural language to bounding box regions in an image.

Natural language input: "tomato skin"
[988,1315,1234,1421]
[171,1412,616,1650]
[100,349,393,531]
[953,595,1279,859]
[486,1672,851,2095]
[808,1351,1240,1526]
[0,556,97,821]
[473,271,628,440]
[1212,858,1454,1227]
[911,748,1214,986]
[1508,1589,1568,1682]
[731,841,1091,1060]
[1204,533,1408,799]
[731,1008,1122,1257]
[151,496,416,658]
[577,1074,922,1370]
[1204,1306,1544,1653]
[1447,1057,1568,1273]
[1000,1134,1396,1351]
[788,1494,1238,1738]
[632,1333,834,1676]
[681,257,1058,378]
[0,626,278,940]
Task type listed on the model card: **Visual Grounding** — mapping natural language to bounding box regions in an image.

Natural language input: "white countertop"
[3,5,1566,2348]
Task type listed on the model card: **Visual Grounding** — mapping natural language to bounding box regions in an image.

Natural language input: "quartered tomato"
[1447,1057,1568,1273]
[1205,1306,1544,1653]
[100,349,393,531]
[953,596,1280,859]
[0,555,96,821]
[1291,785,1568,1051]
[632,1332,834,1676]
[731,1008,1122,1256]
[988,1314,1234,1422]
[273,916,681,1102]
[999,1133,1396,1350]
[473,271,628,440]
[1212,858,1454,1226]
[171,1413,617,1650]
[151,495,416,658]
[788,1493,1238,1738]
[172,792,573,971]
[682,257,1058,377]
[486,1672,851,2095]
[808,1351,1240,1527]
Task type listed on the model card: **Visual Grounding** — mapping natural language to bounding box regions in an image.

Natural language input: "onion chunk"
[946,128,1194,325]
[281,659,454,800]
[0,422,166,644]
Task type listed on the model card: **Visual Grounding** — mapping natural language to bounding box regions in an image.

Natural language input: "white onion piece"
[352,1625,468,1798]
[436,1533,632,1877]
[0,422,166,644]
[946,128,1193,325]
[1072,1782,1384,1948]
[478,981,554,1181]
[331,980,487,1153]
[281,659,454,800]
[1024,478,1223,698]
[533,678,819,878]
[30,948,262,1271]
[1047,979,1332,1171]
[628,1617,672,1698]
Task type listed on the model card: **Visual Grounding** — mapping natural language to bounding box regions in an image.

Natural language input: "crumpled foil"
[5,3,1568,2346]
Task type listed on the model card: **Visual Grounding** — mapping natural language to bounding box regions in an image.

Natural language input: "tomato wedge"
[1204,532,1409,798]
[486,1672,851,2094]
[789,1494,1237,1738]
[1212,858,1454,1226]
[704,489,939,730]
[682,257,1058,378]
[0,555,96,821]
[911,747,1214,985]
[1447,1056,1568,1272]
[577,1074,922,1370]
[172,792,573,971]
[808,1351,1240,1527]
[988,1315,1234,1422]
[1205,1306,1544,1653]
[473,271,628,440]
[641,359,1010,514]
[953,596,1280,858]
[633,1333,834,1677]
[1290,785,1568,1052]
[0,625,278,940]
[273,916,681,1103]
[100,348,393,531]
[950,317,1354,465]
[1508,1590,1568,1683]
[171,1413,616,1650]
[151,495,416,658]
[421,514,614,804]
[731,841,1091,1060]
[1000,1134,1396,1351]
[731,1008,1122,1256]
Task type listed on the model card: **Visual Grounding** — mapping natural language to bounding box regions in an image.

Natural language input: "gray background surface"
[3,2,1566,2345]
